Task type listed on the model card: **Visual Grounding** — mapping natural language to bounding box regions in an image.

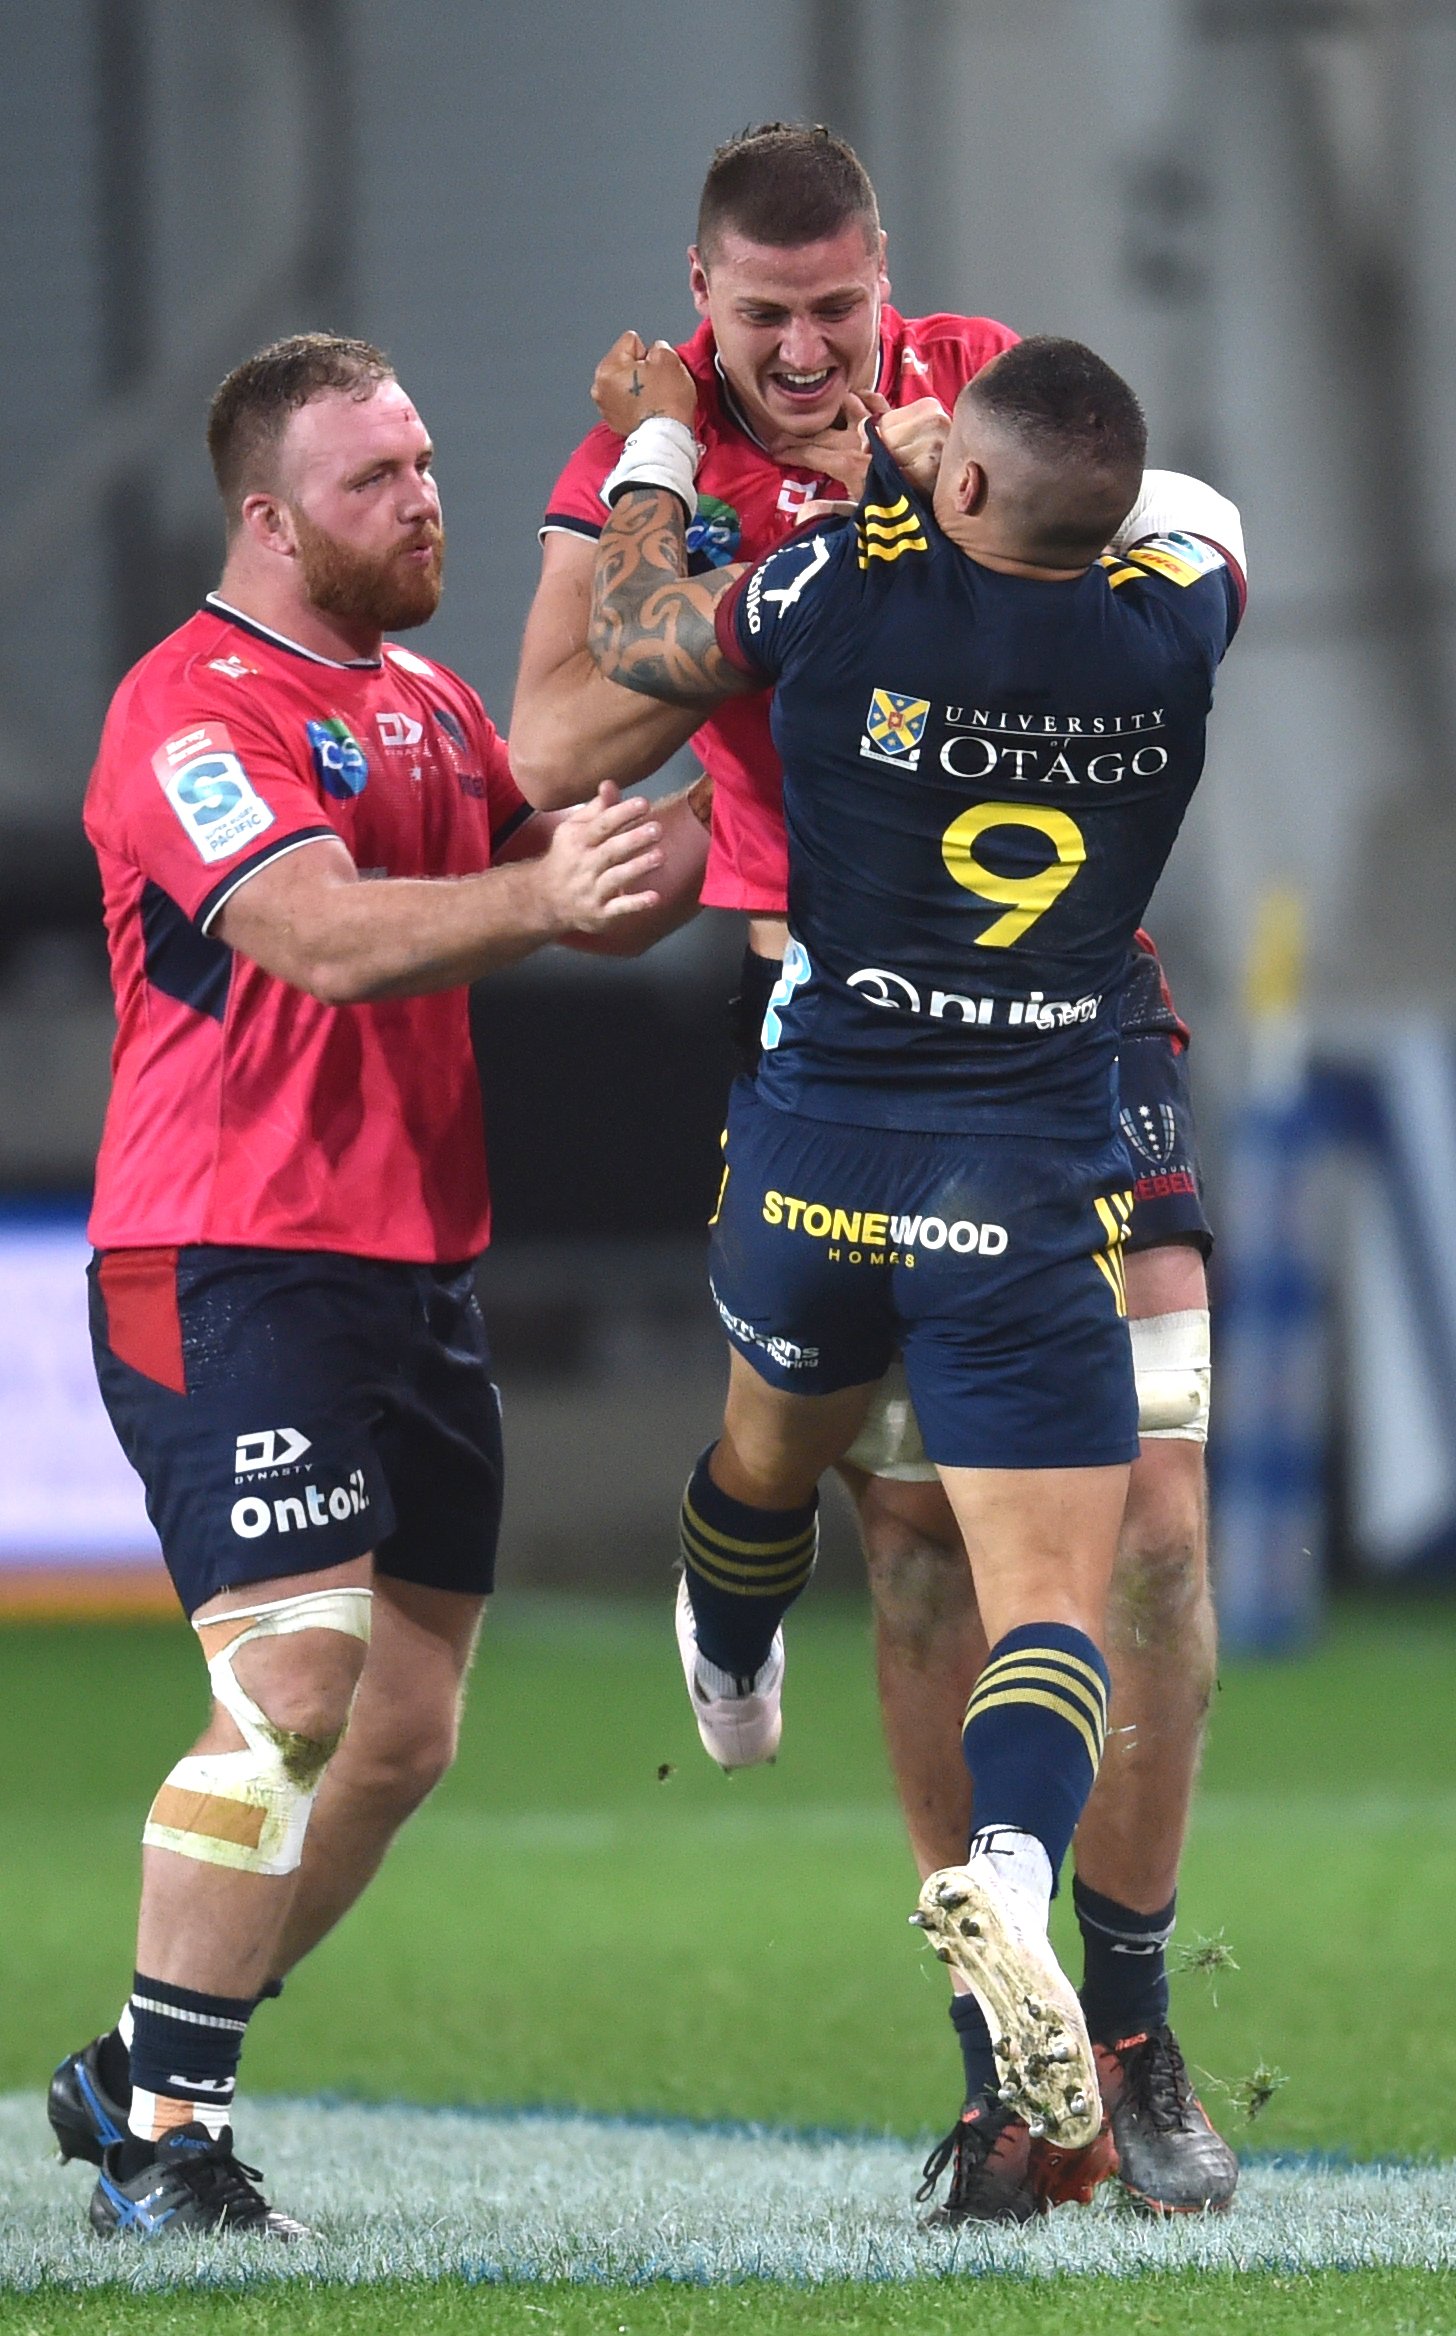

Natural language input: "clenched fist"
[592,333,697,439]
[876,396,952,493]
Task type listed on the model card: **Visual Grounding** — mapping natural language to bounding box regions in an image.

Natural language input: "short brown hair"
[206,333,394,524]
[697,123,879,263]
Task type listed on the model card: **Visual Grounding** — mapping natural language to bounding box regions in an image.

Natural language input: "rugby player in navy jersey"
[586,331,1244,2213]
[520,127,1234,2225]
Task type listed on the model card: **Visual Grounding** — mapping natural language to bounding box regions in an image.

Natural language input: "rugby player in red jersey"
[512,126,1235,2222]
[48,333,710,2240]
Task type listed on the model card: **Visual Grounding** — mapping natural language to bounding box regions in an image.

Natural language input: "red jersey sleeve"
[100,698,339,934]
[460,690,535,851]
[542,422,621,543]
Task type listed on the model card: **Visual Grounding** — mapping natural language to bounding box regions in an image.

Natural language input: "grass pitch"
[2,1594,1455,2328]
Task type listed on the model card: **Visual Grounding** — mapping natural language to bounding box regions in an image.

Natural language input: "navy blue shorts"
[709,1081,1139,1471]
[732,945,1213,1259]
[89,1246,503,1618]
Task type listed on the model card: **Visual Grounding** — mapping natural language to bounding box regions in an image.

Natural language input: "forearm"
[228,862,565,1004]
[509,649,703,806]
[589,488,746,706]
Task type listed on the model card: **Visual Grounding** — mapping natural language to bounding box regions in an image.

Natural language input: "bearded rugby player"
[48,333,709,2239]
[586,328,1245,2212]
[511,125,1236,2222]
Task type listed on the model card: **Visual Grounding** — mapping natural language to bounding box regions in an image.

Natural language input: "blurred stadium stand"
[3,0,1455,1626]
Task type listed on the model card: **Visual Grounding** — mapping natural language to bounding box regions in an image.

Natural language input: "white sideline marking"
[6,2096,1454,2288]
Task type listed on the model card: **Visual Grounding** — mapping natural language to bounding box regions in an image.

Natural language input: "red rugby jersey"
[85,598,533,1263]
[545,307,1018,910]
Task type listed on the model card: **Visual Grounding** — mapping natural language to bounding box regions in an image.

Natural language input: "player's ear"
[238,490,298,560]
[876,229,891,303]
[938,455,985,519]
[688,246,711,316]
[961,459,989,517]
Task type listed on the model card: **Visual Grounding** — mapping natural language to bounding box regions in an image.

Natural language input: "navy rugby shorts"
[709,1080,1139,1472]
[731,944,1213,1258]
[89,1246,503,1618]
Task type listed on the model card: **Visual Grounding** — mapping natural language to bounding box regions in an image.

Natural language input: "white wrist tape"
[601,416,702,520]
[1112,469,1246,580]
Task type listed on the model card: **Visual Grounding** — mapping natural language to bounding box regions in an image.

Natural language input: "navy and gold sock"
[679,1445,817,1681]
[961,1623,1111,1884]
[1074,1876,1176,2042]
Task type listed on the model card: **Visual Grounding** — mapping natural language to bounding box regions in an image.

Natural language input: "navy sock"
[679,1445,817,1680]
[949,1990,999,2103]
[96,2025,132,2105]
[1074,1876,1176,2043]
[98,1974,279,2112]
[127,1971,255,2143]
[961,1623,1111,1886]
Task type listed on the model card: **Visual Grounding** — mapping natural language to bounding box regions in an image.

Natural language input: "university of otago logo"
[861,688,931,770]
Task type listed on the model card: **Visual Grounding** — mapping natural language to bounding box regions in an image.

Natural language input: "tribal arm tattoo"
[588,487,757,708]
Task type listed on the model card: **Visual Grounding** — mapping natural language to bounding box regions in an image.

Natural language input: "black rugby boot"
[49,2034,129,2166]
[1094,2026,1239,2214]
[89,2122,311,2239]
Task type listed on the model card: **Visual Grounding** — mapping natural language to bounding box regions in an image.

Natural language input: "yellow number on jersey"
[940,801,1086,947]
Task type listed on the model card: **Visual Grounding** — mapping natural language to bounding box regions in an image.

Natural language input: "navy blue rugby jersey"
[714,436,1243,1139]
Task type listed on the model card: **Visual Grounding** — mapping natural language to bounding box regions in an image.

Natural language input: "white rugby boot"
[674,1574,784,1770]
[912,1849,1101,2150]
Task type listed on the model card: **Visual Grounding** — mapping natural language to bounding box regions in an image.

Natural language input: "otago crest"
[861,689,931,770]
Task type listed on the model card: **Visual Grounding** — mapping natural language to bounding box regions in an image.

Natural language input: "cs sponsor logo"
[686,493,741,568]
[153,723,275,866]
[306,717,369,799]
[861,688,930,769]
[761,1190,1008,1262]
[234,1427,311,1476]
[230,1467,370,1540]
[205,655,256,680]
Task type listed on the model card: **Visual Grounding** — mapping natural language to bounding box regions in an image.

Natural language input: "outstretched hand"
[592,333,697,438]
[539,782,664,932]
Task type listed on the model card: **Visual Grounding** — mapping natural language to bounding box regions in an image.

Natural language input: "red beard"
[292,512,445,631]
